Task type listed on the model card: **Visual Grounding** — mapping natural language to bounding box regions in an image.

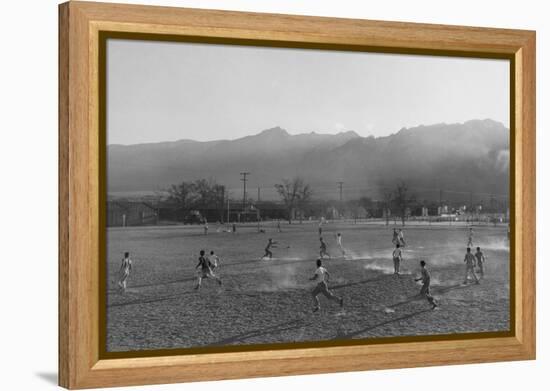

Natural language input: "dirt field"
[106,221,510,352]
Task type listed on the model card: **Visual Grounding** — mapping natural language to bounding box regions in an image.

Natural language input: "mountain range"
[107,119,509,202]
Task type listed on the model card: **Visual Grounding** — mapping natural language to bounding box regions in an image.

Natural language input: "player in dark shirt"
[194,250,222,290]
[319,237,330,259]
[262,238,278,260]
[414,260,437,310]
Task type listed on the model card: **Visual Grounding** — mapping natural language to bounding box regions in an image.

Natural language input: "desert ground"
[106,221,510,352]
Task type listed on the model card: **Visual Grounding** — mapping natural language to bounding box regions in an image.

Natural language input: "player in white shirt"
[209,250,220,269]
[392,243,403,275]
[398,229,406,246]
[117,252,132,293]
[335,233,346,256]
[392,229,399,245]
[309,259,343,312]
[467,227,474,248]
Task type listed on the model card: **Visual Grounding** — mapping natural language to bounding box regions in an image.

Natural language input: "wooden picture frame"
[59,1,536,389]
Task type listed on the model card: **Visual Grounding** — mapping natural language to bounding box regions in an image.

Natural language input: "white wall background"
[0,0,546,389]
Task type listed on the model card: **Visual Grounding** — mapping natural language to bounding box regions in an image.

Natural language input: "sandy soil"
[106,222,509,352]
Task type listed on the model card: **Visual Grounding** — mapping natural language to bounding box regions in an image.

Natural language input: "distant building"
[427,205,439,216]
[438,205,449,215]
[107,201,158,227]
[254,201,287,221]
[155,200,287,224]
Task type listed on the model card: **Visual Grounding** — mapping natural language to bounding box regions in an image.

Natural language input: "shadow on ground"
[208,318,310,346]
[334,309,432,339]
[35,372,57,385]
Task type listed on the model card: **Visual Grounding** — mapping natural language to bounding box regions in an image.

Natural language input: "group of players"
[115,249,224,292]
[115,224,487,313]
[390,227,487,310]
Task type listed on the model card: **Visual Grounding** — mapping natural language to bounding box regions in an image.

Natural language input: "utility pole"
[220,186,225,223]
[240,172,250,211]
[257,186,261,202]
[226,192,230,223]
[337,181,344,220]
[337,181,344,202]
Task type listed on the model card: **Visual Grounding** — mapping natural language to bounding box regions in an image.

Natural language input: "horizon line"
[107,118,507,147]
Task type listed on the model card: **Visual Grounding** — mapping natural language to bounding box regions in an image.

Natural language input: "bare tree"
[297,182,313,224]
[358,196,373,217]
[167,179,225,222]
[382,191,393,226]
[167,181,197,219]
[393,182,415,226]
[193,178,224,210]
[274,177,311,224]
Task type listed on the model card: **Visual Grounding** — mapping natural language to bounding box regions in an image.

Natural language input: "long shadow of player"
[208,318,309,346]
[333,309,432,340]
[228,257,316,269]
[107,276,197,293]
[432,283,470,295]
[107,291,196,308]
[331,275,389,291]
[387,283,471,309]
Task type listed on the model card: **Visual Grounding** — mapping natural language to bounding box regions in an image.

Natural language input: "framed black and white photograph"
[58,2,535,389]
[105,36,512,354]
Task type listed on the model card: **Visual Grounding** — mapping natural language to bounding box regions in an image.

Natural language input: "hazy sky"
[107,39,509,145]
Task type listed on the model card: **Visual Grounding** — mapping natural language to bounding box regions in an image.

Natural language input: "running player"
[474,247,486,277]
[319,237,330,259]
[414,260,437,309]
[463,247,480,284]
[203,220,209,235]
[309,259,343,312]
[209,250,220,269]
[262,238,278,260]
[467,227,474,247]
[117,252,132,293]
[398,229,406,246]
[392,243,402,275]
[318,219,323,236]
[335,233,346,257]
[195,250,222,290]
[392,228,399,245]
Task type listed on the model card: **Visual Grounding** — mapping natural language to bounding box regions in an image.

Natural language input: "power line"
[226,182,507,197]
[224,183,508,202]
